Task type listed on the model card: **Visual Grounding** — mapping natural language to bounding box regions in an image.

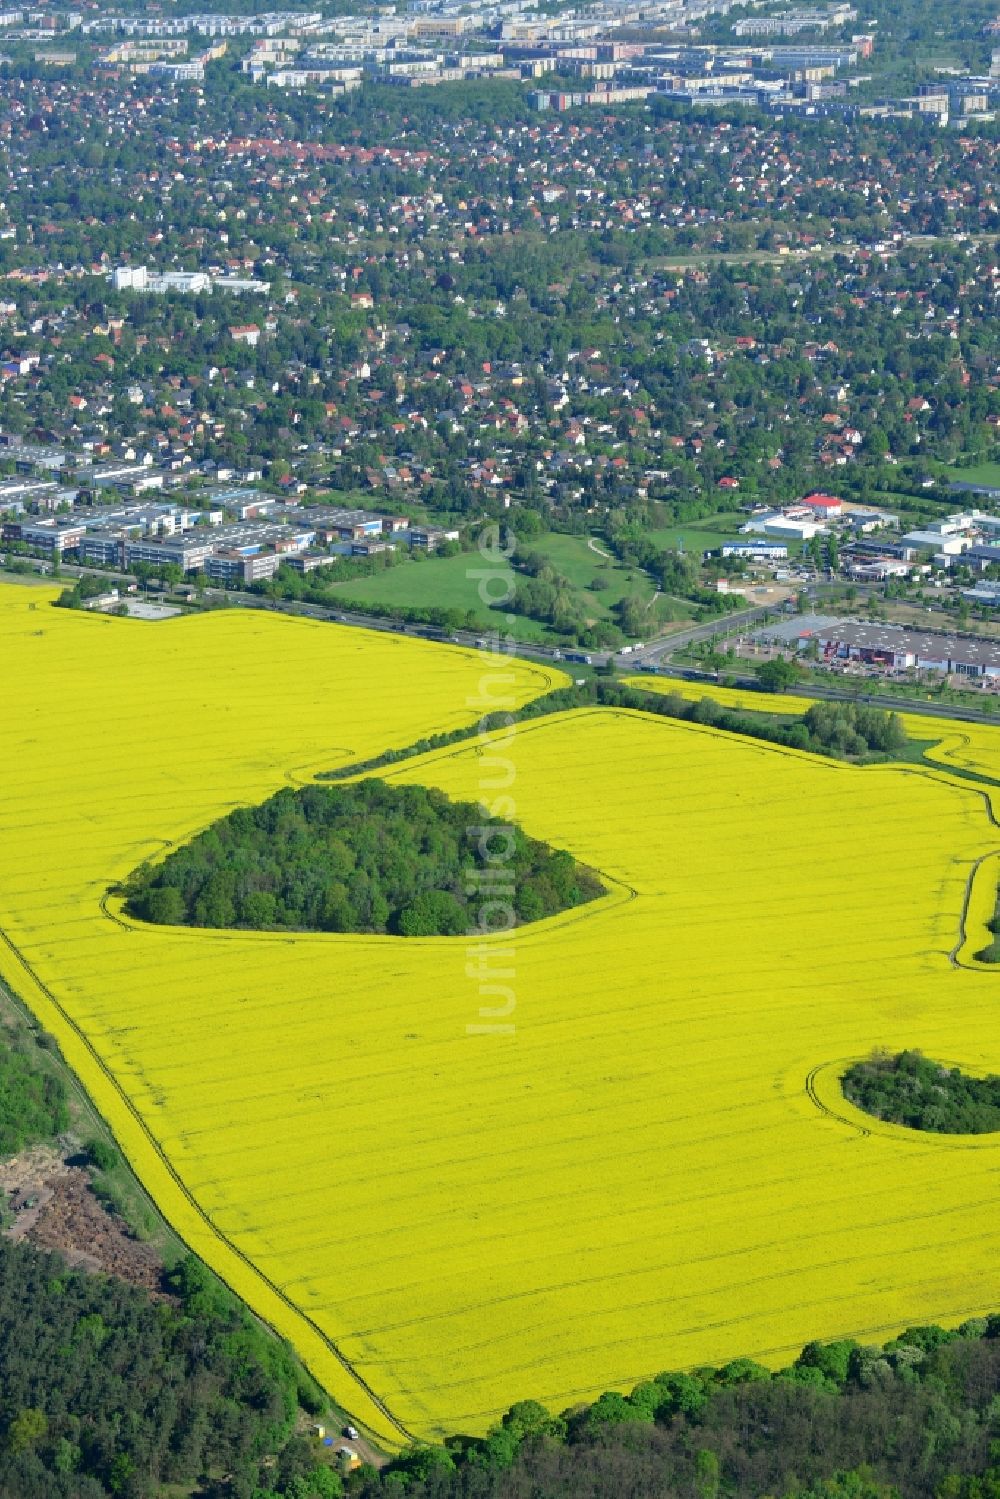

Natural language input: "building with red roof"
[801,492,843,515]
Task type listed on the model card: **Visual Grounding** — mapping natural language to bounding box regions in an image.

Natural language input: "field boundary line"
[805,1062,872,1138]
[951,848,1000,971]
[0,918,417,1449]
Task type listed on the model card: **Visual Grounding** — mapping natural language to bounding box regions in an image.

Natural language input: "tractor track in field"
[805,1064,870,1138]
[0,918,417,1448]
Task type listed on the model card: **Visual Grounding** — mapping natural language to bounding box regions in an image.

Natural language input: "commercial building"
[351,538,396,556]
[0,438,69,472]
[88,463,166,496]
[2,517,85,555]
[146,269,211,293]
[0,478,62,510]
[203,549,283,584]
[816,621,1000,678]
[213,277,269,294]
[843,506,899,533]
[408,525,460,549]
[742,511,829,541]
[847,537,921,562]
[77,514,314,575]
[207,520,315,554]
[843,556,911,581]
[123,536,215,572]
[111,265,148,291]
[720,539,789,560]
[285,553,330,573]
[754,613,840,649]
[110,266,267,296]
[950,480,1000,502]
[900,528,970,559]
[79,530,126,567]
[800,491,843,516]
[205,486,281,519]
[298,507,385,542]
[966,544,1000,574]
[963,585,1000,607]
[81,501,205,536]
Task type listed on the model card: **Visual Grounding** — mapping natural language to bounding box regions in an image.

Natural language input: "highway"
[627,602,780,666]
[223,590,779,672]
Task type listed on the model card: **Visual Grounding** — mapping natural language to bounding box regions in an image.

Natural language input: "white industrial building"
[721,539,789,560]
[110,266,266,296]
[742,511,829,541]
[901,529,970,556]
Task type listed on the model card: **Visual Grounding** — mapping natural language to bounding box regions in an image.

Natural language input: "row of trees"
[603,685,908,762]
[358,1316,1000,1498]
[304,677,913,790]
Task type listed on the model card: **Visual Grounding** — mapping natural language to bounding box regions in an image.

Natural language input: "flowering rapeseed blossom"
[624,672,822,716]
[2,585,999,1444]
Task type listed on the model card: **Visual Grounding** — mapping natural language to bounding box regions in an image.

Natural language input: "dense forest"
[0,1032,68,1155]
[0,1240,341,1499]
[842,1050,1000,1134]
[6,1240,1000,1499]
[0,1025,340,1499]
[121,782,604,935]
[358,1319,1000,1499]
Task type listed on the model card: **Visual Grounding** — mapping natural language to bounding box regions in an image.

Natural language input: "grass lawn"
[0,568,57,587]
[323,552,552,641]
[644,512,748,555]
[527,532,687,634]
[323,534,699,645]
[658,594,702,624]
[531,532,644,611]
[869,489,932,506]
[308,487,377,508]
[527,532,615,590]
[949,462,1000,489]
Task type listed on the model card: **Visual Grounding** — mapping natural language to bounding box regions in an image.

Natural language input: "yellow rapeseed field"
[4,582,1000,1446]
[624,672,1000,779]
[623,672,823,716]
